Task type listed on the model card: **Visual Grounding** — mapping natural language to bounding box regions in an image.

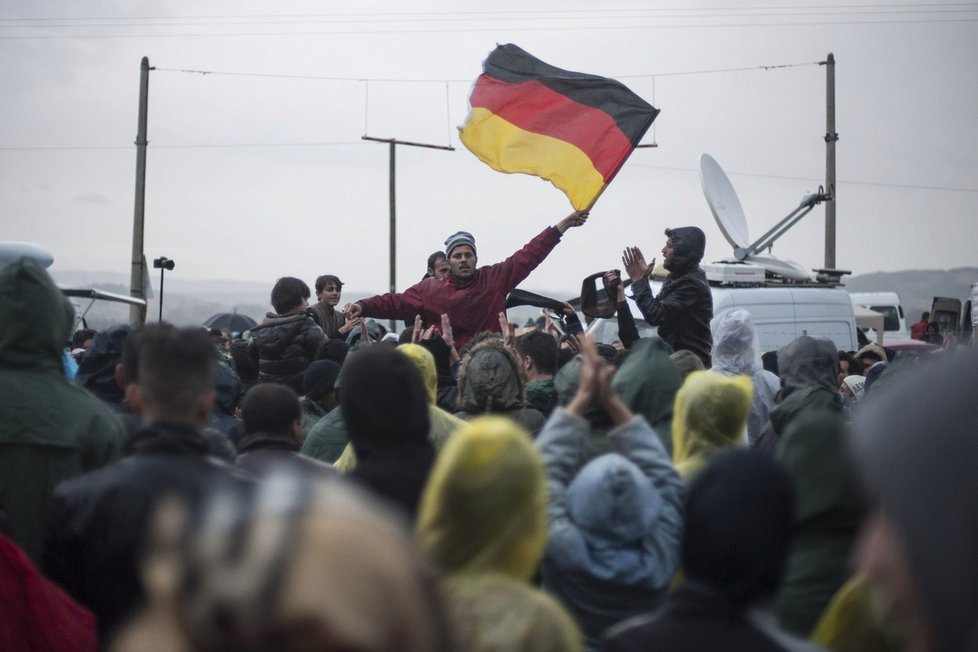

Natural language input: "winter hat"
[841,374,866,402]
[303,359,341,400]
[683,449,795,608]
[444,231,476,258]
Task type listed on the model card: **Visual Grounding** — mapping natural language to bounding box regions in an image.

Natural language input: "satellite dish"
[699,153,750,256]
[699,153,831,282]
[0,242,54,269]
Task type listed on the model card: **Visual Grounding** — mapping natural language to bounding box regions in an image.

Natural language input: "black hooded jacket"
[631,227,713,367]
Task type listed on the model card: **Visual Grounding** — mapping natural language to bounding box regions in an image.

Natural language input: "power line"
[153,60,822,84]
[1,16,975,39]
[629,163,978,193]
[3,7,976,29]
[0,144,973,193]
[3,3,976,22]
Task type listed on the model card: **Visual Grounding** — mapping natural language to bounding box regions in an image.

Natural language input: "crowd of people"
[0,216,976,652]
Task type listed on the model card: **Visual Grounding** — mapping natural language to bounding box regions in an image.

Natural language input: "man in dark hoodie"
[44,325,249,643]
[622,227,713,368]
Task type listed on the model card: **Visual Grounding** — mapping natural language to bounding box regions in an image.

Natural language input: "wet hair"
[513,330,558,375]
[72,328,97,349]
[240,383,302,436]
[270,277,310,314]
[838,351,863,377]
[138,325,217,419]
[314,274,343,294]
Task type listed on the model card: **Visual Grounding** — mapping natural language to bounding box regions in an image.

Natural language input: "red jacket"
[358,227,562,350]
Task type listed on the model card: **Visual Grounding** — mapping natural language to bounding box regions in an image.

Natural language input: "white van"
[586,281,859,354]
[848,292,908,340]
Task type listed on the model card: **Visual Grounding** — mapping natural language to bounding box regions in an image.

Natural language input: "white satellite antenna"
[0,242,54,269]
[699,153,829,282]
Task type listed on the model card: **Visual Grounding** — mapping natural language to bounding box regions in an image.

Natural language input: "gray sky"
[2,0,976,299]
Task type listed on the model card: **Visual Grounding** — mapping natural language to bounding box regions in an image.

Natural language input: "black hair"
[240,383,302,436]
[513,330,558,375]
[72,328,97,349]
[426,251,446,269]
[315,274,343,294]
[838,350,864,377]
[271,277,311,314]
[138,325,217,419]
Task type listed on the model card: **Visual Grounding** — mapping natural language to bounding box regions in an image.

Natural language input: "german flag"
[459,44,659,211]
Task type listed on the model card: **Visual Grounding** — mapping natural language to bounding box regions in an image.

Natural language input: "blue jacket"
[537,409,683,651]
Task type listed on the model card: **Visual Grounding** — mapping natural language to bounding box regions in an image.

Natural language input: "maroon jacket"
[358,227,563,350]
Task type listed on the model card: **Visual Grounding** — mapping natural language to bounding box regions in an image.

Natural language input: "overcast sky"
[2,0,976,299]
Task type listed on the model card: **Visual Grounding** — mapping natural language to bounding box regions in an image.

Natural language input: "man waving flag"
[459,43,659,211]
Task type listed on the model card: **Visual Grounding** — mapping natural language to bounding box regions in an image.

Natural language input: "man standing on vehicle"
[622,227,713,367]
[344,211,589,351]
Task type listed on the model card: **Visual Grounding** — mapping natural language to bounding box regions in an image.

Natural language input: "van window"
[869,305,900,331]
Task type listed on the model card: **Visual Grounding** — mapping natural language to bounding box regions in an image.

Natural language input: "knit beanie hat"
[444,231,476,258]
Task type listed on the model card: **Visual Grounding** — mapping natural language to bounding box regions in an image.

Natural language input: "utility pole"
[129,57,153,324]
[362,136,454,332]
[823,53,838,269]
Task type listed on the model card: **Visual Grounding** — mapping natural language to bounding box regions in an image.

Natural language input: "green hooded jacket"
[0,259,123,565]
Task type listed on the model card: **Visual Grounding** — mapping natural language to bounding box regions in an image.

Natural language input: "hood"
[75,323,131,404]
[612,338,682,454]
[214,363,243,415]
[417,416,546,582]
[566,453,662,545]
[672,371,753,475]
[398,344,438,404]
[0,258,75,372]
[456,340,524,413]
[341,346,430,453]
[664,226,706,273]
[711,308,762,376]
[777,335,839,395]
[854,351,978,652]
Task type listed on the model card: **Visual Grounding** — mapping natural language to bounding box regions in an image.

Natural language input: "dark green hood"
[612,337,682,455]
[0,258,74,372]
[456,340,524,414]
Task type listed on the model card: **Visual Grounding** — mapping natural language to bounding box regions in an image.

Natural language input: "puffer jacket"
[248,310,324,393]
[454,339,545,436]
[537,409,683,652]
[630,227,713,368]
[0,259,123,567]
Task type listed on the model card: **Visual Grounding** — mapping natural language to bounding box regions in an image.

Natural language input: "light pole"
[153,256,174,321]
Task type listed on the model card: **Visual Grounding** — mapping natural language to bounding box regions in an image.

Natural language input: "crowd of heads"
[1,253,975,652]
